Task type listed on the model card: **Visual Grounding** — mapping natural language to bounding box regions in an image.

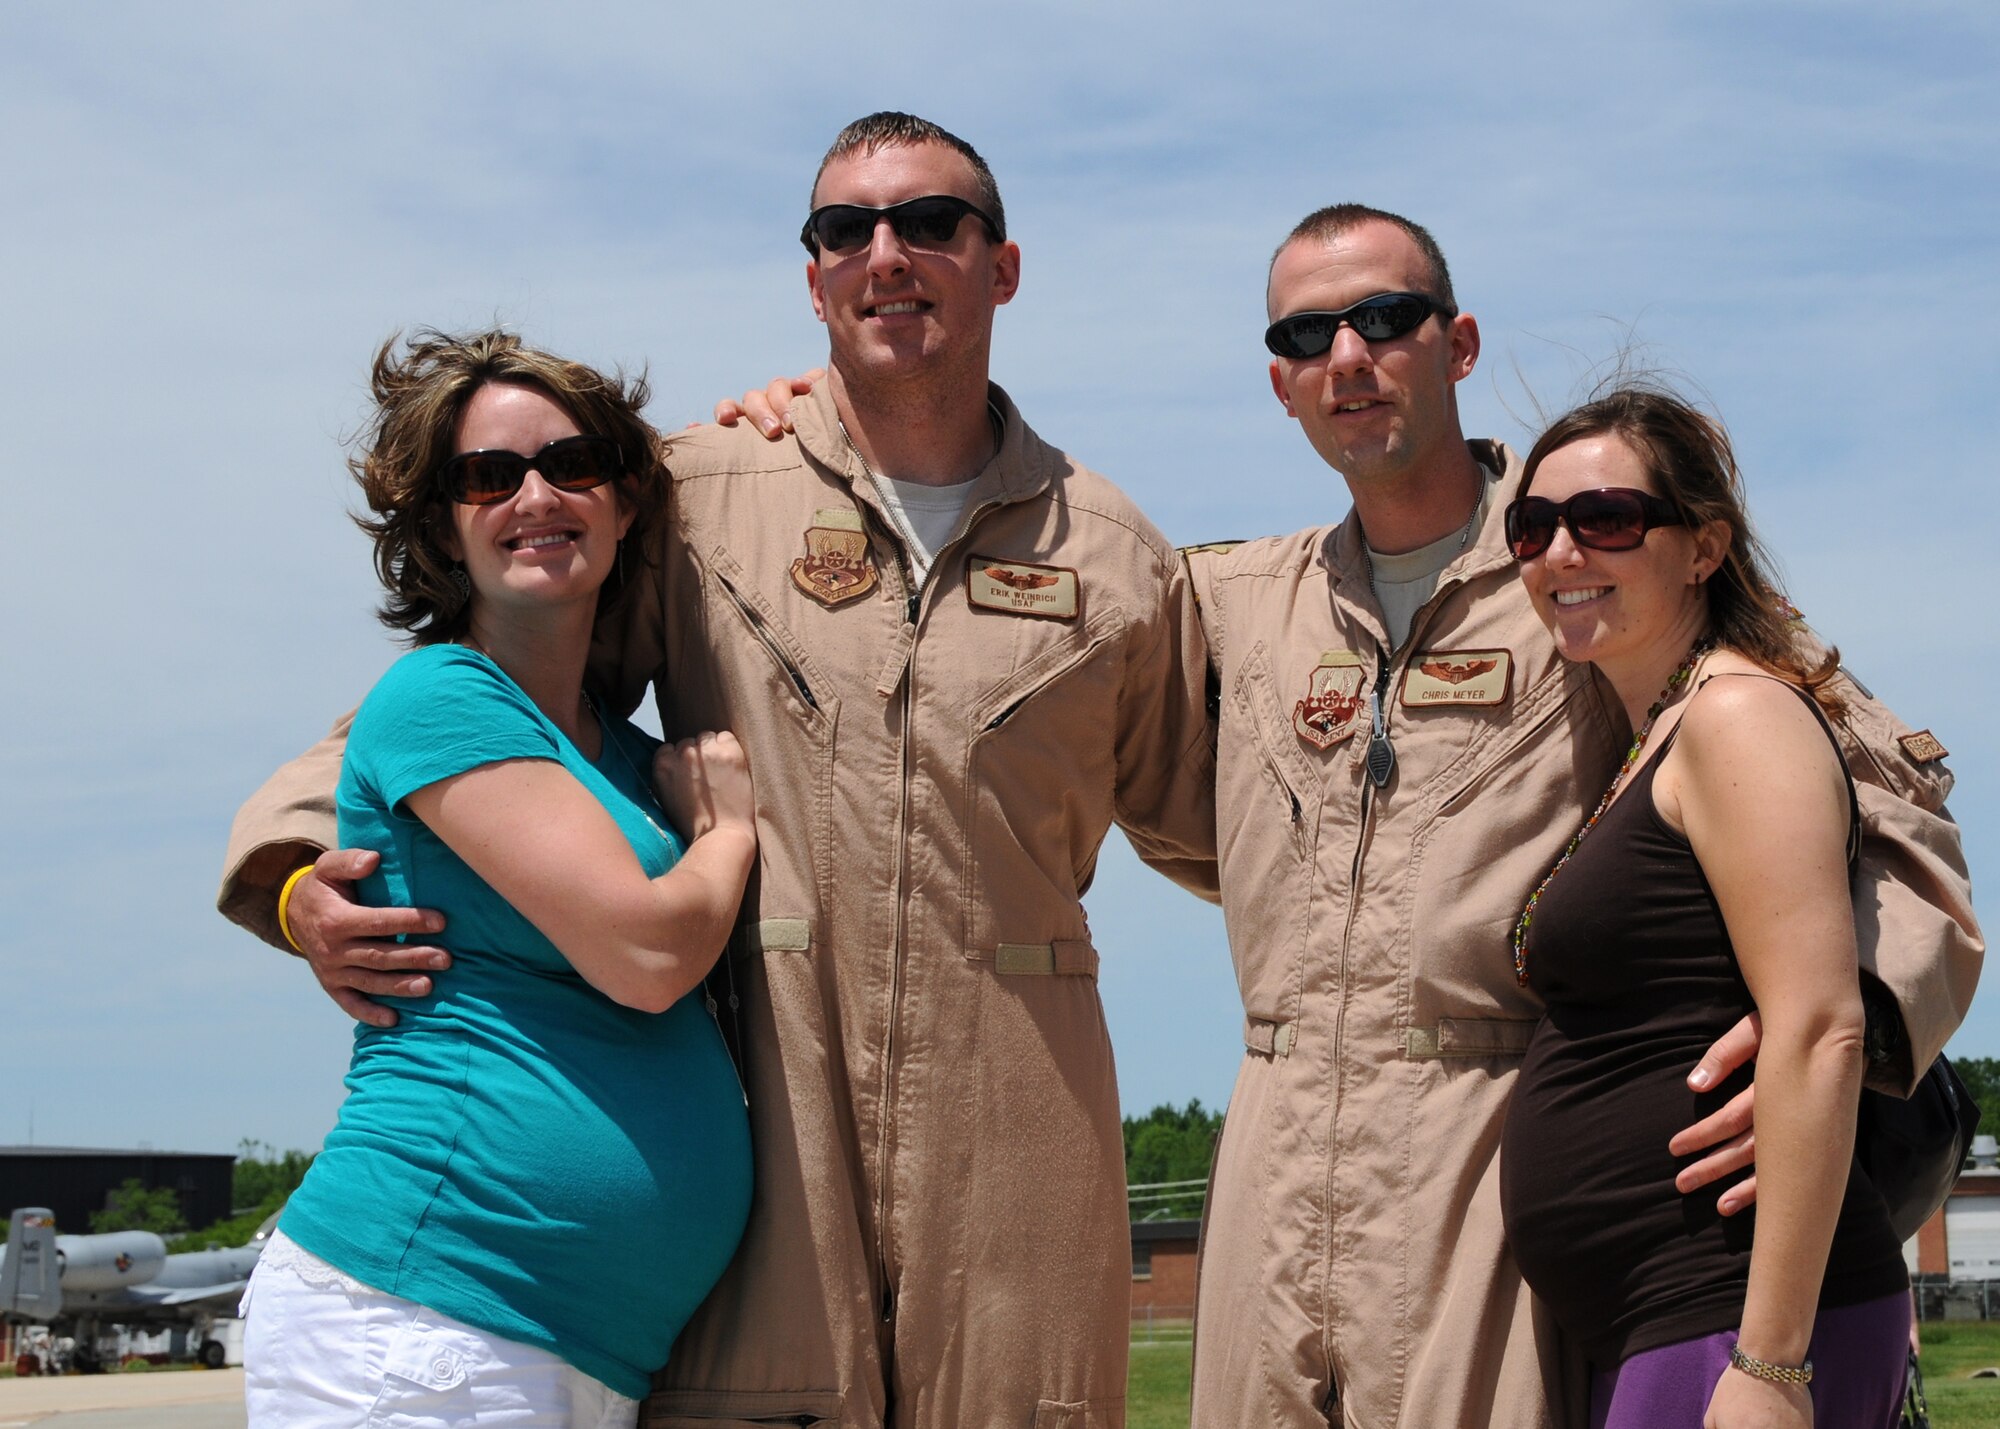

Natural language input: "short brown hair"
[1271,204,1456,313]
[349,329,668,646]
[810,111,1006,240]
[1521,383,1842,711]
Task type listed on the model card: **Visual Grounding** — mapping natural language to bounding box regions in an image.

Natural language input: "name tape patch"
[966,557,1080,620]
[1400,649,1512,708]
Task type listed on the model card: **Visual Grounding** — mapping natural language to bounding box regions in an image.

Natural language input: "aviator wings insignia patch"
[1400,649,1512,708]
[966,557,1080,619]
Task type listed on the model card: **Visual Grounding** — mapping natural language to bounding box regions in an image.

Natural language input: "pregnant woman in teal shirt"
[243,331,755,1427]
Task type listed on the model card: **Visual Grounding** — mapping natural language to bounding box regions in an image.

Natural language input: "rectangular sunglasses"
[1263,292,1453,359]
[1504,487,1687,560]
[437,434,624,506]
[800,194,1002,256]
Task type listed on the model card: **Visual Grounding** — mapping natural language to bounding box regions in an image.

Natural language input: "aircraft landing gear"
[198,1338,227,1369]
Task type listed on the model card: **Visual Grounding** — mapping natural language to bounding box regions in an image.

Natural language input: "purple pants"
[1590,1291,1911,1429]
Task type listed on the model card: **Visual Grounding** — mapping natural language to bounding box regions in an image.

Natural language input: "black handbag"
[1857,1052,1980,1244]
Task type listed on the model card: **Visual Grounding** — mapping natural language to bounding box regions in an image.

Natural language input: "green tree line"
[1121,1058,1999,1226]
[1125,1100,1223,1221]
[85,1140,315,1248]
[1951,1056,1999,1133]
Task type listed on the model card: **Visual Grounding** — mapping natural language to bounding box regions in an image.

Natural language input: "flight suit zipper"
[847,430,1008,1323]
[1320,575,1464,1369]
[716,577,819,712]
[1331,574,1467,997]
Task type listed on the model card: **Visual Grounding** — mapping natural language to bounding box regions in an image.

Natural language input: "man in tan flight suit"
[218,113,1216,1428]
[1183,205,1982,1427]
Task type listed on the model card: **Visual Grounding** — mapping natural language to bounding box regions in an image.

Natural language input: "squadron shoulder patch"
[1401,650,1512,708]
[791,508,879,608]
[1294,650,1368,750]
[1899,729,1949,764]
[966,557,1080,619]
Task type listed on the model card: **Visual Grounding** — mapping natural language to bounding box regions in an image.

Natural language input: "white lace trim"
[260,1227,380,1296]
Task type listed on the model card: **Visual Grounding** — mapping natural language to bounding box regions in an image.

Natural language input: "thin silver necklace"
[1357,489,1482,589]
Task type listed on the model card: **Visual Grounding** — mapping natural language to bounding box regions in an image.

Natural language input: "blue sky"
[3,2,1994,1156]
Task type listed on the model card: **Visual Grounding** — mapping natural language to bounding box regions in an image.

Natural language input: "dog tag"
[1366,683,1396,787]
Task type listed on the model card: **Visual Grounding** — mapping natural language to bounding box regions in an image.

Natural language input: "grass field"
[1128,1320,2000,1428]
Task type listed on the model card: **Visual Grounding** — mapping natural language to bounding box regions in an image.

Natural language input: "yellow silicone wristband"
[276,864,317,954]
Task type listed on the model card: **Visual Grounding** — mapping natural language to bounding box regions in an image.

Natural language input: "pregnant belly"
[1500,1022,1751,1347]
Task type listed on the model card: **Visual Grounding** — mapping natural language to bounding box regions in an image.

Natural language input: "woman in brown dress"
[1499,387,1909,1429]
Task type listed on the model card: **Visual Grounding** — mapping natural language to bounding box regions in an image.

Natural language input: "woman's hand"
[655,731,757,846]
[1703,1363,1811,1428]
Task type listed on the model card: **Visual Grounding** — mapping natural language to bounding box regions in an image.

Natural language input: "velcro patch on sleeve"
[1899,729,1949,764]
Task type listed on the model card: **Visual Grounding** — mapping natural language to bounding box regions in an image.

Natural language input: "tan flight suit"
[219,382,1218,1429]
[1184,442,1982,1429]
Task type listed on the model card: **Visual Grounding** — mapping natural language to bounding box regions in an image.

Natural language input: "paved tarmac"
[0,1368,245,1428]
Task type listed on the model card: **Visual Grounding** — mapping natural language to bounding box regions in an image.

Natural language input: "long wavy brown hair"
[349,329,668,646]
[1521,384,1843,713]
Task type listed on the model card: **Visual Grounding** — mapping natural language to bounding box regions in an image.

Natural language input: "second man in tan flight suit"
[1184,205,1981,1427]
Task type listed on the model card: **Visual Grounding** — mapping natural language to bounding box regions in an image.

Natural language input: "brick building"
[1130,1219,1199,1321]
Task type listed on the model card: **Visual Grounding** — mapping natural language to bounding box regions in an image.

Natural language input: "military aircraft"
[1,1205,267,1371]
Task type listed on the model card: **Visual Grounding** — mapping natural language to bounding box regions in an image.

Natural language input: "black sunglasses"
[437,434,624,506]
[1505,487,1687,561]
[1263,292,1456,359]
[799,195,1003,256]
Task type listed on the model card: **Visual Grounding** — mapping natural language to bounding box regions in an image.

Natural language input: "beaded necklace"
[1511,638,1713,986]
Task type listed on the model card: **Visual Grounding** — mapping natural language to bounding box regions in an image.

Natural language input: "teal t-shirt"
[280,645,751,1399]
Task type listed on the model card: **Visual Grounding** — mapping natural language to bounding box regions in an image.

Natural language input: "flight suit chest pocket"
[1215,645,1318,1033]
[1224,644,1323,848]
[1401,667,1599,1029]
[961,611,1120,960]
[706,551,840,923]
[709,552,837,729]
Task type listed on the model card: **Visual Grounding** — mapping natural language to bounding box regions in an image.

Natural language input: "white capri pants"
[242,1230,638,1429]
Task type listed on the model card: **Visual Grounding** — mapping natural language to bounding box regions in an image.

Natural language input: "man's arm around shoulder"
[218,713,350,948]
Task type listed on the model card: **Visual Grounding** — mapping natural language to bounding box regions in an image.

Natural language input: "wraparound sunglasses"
[437,435,624,506]
[1505,487,1687,561]
[800,195,1003,256]
[1263,292,1455,359]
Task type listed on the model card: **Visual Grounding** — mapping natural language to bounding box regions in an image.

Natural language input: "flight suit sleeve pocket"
[1033,1397,1125,1428]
